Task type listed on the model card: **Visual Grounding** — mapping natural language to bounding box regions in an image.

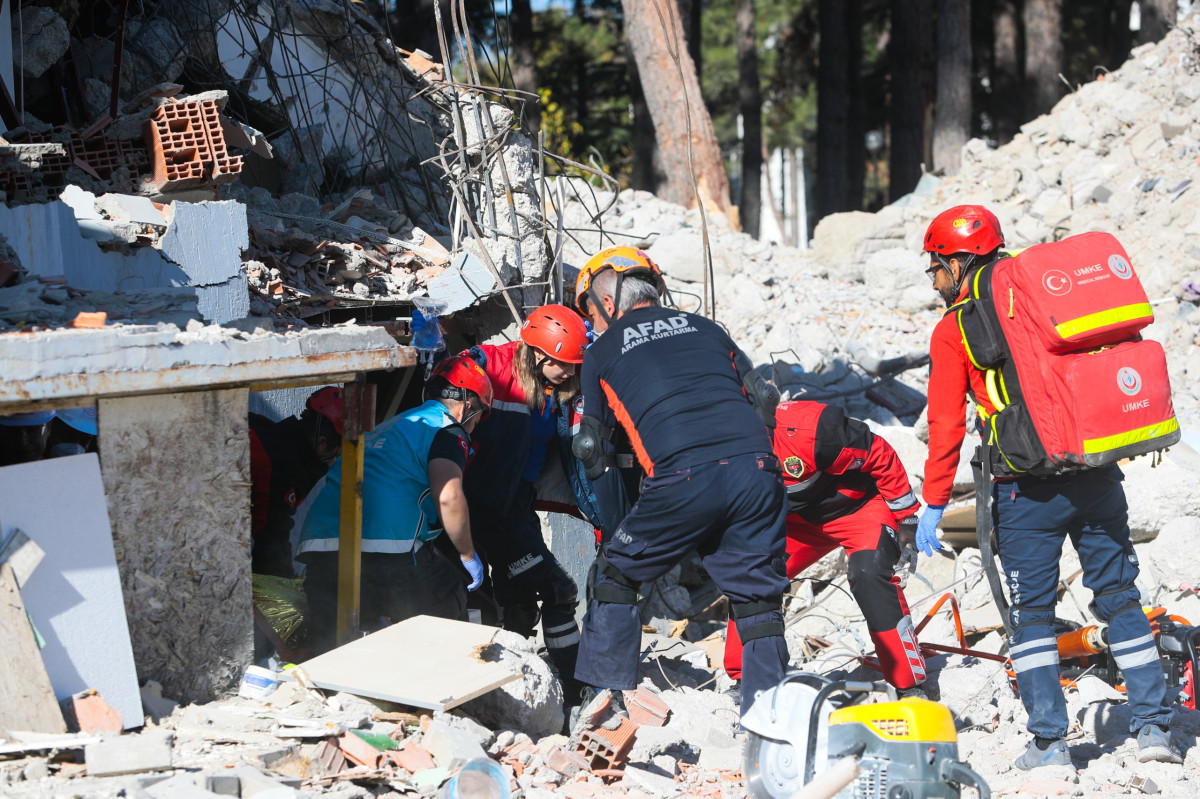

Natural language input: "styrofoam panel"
[0,454,142,728]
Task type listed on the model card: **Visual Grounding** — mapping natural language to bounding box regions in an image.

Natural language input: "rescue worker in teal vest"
[298,356,493,655]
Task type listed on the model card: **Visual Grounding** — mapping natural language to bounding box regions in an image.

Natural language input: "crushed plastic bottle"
[441,758,510,799]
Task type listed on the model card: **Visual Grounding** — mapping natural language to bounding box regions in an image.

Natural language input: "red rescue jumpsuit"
[724,400,927,689]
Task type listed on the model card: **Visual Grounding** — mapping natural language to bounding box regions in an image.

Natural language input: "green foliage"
[532,6,634,182]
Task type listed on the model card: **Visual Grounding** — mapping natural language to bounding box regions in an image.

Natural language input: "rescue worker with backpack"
[723,400,929,697]
[916,204,1181,768]
[297,356,493,655]
[462,303,605,706]
[571,246,788,717]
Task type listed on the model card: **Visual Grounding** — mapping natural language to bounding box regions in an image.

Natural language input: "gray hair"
[591,268,662,314]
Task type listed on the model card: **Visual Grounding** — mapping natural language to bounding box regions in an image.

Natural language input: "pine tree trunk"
[509,0,540,132]
[678,0,703,83]
[992,0,1021,145]
[627,41,661,193]
[737,0,762,238]
[932,0,970,175]
[1106,0,1133,69]
[845,0,865,209]
[817,0,849,219]
[1022,0,1062,118]
[622,0,732,215]
[889,0,924,200]
[1140,0,1175,43]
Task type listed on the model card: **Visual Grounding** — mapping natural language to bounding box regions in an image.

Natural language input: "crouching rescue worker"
[917,205,1180,768]
[249,387,344,577]
[297,356,492,655]
[723,400,928,695]
[572,246,789,716]
[464,303,605,705]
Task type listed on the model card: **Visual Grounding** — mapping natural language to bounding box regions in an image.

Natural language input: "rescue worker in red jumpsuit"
[723,400,928,695]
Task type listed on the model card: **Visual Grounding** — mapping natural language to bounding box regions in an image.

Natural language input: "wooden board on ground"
[940,505,979,550]
[294,616,518,711]
[0,562,67,734]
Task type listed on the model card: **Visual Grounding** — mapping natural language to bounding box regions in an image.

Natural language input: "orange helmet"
[520,304,589,364]
[429,355,494,413]
[306,387,345,435]
[575,246,665,320]
[923,205,1004,256]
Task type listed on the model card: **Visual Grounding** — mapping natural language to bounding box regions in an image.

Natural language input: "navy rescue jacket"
[580,305,772,476]
[463,341,605,528]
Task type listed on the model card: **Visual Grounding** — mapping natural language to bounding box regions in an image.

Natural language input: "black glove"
[895,515,919,574]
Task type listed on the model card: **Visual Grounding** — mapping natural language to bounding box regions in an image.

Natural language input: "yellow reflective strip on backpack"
[986,369,1006,411]
[956,310,986,370]
[1082,417,1180,454]
[1054,303,1154,341]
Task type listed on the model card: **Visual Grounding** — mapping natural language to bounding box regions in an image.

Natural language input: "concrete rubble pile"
[0,635,750,799]
[0,0,548,332]
[8,8,1200,799]
[540,10,1200,797]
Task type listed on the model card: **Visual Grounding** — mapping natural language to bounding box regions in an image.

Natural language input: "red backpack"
[953,231,1179,476]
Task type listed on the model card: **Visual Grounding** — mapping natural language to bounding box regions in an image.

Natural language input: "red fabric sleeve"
[922,312,971,505]
[861,434,921,519]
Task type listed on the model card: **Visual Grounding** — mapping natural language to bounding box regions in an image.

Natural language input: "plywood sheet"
[296,616,518,711]
[0,563,66,734]
[0,455,142,729]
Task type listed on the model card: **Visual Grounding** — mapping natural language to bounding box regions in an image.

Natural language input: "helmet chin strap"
[937,252,977,297]
[585,284,613,325]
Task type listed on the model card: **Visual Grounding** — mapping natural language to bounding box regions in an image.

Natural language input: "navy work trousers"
[576,452,789,716]
[994,465,1172,738]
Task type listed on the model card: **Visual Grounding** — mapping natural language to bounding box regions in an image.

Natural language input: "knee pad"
[846,550,903,631]
[590,557,639,605]
[1008,603,1056,631]
[1088,584,1141,623]
[731,597,784,643]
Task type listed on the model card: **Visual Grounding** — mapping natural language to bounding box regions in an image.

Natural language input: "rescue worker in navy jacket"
[724,400,928,695]
[918,205,1179,768]
[298,356,492,655]
[464,304,603,705]
[571,246,788,716]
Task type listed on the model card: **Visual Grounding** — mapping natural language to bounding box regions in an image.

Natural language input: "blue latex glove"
[916,505,945,556]
[462,553,485,591]
[583,319,595,345]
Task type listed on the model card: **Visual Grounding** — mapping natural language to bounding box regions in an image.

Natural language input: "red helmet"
[575,246,665,315]
[306,387,345,436]
[521,304,589,364]
[430,355,494,412]
[923,205,1004,255]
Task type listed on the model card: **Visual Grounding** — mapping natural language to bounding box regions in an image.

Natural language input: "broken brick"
[72,312,107,329]
[576,717,638,771]
[543,745,591,778]
[145,102,209,191]
[313,739,347,777]
[336,731,382,768]
[623,687,670,728]
[71,691,123,734]
[387,740,435,773]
